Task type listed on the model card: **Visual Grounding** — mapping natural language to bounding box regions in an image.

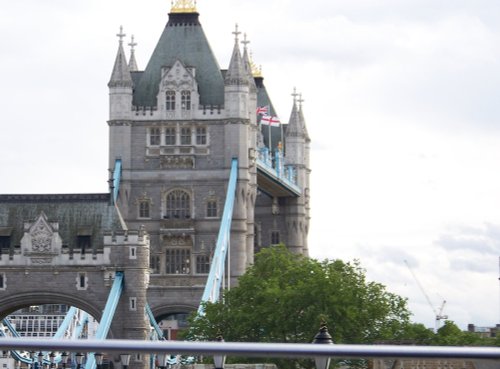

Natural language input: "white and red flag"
[260,115,281,127]
[256,106,269,115]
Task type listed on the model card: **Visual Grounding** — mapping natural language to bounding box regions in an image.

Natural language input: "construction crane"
[404,259,448,332]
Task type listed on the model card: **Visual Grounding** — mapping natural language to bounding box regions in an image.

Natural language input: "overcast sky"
[2,0,500,331]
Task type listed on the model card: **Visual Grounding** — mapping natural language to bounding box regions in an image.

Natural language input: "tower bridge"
[0,2,311,368]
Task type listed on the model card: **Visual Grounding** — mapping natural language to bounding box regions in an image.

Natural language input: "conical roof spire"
[225,24,248,86]
[298,93,310,141]
[128,35,139,72]
[286,88,302,137]
[241,33,257,92]
[108,26,133,88]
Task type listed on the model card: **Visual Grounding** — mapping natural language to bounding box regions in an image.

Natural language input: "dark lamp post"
[75,353,85,369]
[94,353,104,369]
[312,322,333,369]
[60,352,69,369]
[49,352,56,368]
[120,353,131,369]
[213,334,226,369]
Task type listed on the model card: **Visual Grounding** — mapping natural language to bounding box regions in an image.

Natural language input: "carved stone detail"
[160,156,194,169]
[20,212,63,263]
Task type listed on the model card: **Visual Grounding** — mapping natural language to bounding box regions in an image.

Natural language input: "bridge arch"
[0,292,110,334]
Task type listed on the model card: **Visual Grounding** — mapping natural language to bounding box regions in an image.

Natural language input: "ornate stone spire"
[241,33,257,92]
[286,87,302,137]
[171,0,197,13]
[128,35,139,72]
[225,24,248,86]
[298,93,310,141]
[109,26,133,88]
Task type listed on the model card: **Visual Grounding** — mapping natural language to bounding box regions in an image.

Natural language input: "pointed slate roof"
[225,36,248,86]
[109,31,133,88]
[128,35,139,72]
[133,11,225,107]
[286,99,302,137]
[298,100,310,141]
[241,38,257,92]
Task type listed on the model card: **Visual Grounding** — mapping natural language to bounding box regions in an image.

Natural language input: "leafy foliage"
[186,246,411,368]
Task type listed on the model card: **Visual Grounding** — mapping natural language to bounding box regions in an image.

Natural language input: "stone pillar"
[106,228,151,369]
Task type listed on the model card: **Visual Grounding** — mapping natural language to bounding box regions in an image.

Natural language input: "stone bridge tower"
[0,1,311,361]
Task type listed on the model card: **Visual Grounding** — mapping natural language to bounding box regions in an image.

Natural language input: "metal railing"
[0,338,500,361]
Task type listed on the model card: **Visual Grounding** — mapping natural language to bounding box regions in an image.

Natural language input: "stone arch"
[150,304,196,320]
[162,188,193,219]
[150,304,197,340]
[0,291,120,339]
[0,291,118,333]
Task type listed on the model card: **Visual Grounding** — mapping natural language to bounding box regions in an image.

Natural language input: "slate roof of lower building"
[0,194,121,251]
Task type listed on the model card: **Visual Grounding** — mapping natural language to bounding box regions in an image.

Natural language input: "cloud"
[435,223,500,255]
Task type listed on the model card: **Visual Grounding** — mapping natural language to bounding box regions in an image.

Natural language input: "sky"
[2,0,500,331]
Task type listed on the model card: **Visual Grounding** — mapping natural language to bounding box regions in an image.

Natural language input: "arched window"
[165,190,191,219]
[166,91,176,111]
[139,200,151,218]
[181,91,191,110]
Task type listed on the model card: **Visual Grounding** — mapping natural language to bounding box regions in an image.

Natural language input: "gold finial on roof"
[171,0,197,13]
[249,51,263,78]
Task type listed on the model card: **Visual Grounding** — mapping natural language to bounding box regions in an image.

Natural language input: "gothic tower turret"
[283,90,310,254]
[108,26,133,121]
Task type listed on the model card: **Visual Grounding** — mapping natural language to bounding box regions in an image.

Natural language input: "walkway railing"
[1,338,500,361]
[257,148,301,196]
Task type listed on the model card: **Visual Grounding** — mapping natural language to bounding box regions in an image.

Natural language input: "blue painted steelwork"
[257,148,301,196]
[0,319,32,364]
[112,159,122,204]
[146,304,164,340]
[198,158,238,314]
[85,271,124,369]
[53,307,78,339]
[73,312,89,340]
[1,308,82,365]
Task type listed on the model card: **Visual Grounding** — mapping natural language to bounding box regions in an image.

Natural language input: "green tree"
[187,246,411,368]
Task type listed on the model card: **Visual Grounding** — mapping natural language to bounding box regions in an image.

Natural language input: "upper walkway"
[256,147,301,197]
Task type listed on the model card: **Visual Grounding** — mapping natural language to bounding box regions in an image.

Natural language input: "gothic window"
[165,248,191,274]
[165,190,191,219]
[271,231,280,245]
[150,255,161,274]
[181,91,191,110]
[138,200,151,219]
[165,127,176,145]
[196,127,207,145]
[77,235,91,254]
[77,272,87,290]
[180,127,191,145]
[0,236,10,254]
[196,255,210,274]
[166,91,176,111]
[206,199,217,218]
[150,128,161,146]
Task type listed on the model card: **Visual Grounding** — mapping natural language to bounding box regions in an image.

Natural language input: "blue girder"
[85,271,124,369]
[198,158,238,314]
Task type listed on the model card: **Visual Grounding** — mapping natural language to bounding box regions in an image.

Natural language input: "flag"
[256,106,268,115]
[260,115,281,127]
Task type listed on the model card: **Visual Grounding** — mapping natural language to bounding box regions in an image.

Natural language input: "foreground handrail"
[1,338,500,360]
